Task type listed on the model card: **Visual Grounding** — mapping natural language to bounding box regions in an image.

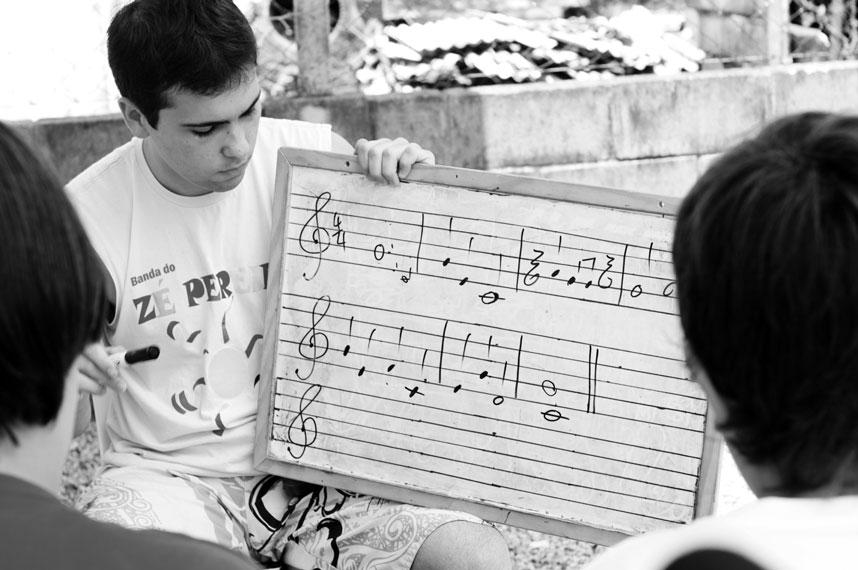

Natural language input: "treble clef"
[287,384,322,459]
[296,295,331,380]
[299,192,332,281]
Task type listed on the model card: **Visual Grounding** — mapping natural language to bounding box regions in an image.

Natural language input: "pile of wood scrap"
[355,7,705,94]
[254,5,706,97]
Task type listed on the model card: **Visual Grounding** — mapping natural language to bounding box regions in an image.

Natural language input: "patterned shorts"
[75,466,482,569]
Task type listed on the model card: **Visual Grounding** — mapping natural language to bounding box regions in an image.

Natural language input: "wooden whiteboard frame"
[254,148,722,546]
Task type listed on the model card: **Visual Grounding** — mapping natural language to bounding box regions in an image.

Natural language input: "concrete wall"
[12,60,858,197]
[268,60,858,197]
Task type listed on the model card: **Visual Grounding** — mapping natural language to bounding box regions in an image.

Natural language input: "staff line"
[290,193,674,261]
[288,207,671,273]
[283,292,686,364]
[286,252,678,318]
[278,320,703,404]
[281,306,693,390]
[274,383,702,481]
[275,354,706,435]
[279,337,705,420]
[286,229,676,296]
[271,417,696,507]
[270,427,691,525]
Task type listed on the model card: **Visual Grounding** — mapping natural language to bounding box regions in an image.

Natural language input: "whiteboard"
[254,149,721,546]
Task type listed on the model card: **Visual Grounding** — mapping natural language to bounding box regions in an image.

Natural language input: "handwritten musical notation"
[264,161,708,539]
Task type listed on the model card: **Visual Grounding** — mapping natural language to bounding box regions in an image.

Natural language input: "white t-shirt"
[68,117,332,476]
[586,495,858,570]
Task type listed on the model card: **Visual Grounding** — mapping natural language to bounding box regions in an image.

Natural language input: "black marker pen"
[109,345,160,366]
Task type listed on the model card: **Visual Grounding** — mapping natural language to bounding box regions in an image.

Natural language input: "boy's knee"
[411,520,511,570]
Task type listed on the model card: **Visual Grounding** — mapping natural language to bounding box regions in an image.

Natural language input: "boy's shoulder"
[66,138,139,198]
[587,497,858,570]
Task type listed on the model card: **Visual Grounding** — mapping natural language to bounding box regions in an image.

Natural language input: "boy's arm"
[73,258,123,437]
[74,391,94,437]
[73,342,128,438]
[331,132,435,185]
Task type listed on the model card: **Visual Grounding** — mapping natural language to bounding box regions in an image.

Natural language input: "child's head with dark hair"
[0,123,107,445]
[107,0,258,128]
[673,112,858,496]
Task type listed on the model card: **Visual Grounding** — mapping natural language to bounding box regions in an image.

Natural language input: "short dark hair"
[0,123,107,445]
[673,112,858,495]
[107,0,258,127]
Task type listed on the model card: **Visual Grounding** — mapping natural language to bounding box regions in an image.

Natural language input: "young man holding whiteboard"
[587,112,858,570]
[66,1,511,569]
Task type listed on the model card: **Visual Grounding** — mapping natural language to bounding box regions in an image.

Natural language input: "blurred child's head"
[674,112,858,496]
[0,123,107,446]
[107,0,257,128]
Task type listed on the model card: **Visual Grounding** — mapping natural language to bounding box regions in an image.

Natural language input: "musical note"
[373,244,386,261]
[274,173,702,539]
[479,291,503,304]
[406,386,424,398]
[541,379,558,397]
[578,257,596,288]
[438,321,449,384]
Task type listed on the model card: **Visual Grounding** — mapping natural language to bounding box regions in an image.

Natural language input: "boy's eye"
[191,127,215,138]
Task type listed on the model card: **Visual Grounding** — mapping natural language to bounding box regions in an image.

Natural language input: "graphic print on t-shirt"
[129,261,269,436]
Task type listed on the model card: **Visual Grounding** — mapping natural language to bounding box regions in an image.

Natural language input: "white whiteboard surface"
[255,149,720,546]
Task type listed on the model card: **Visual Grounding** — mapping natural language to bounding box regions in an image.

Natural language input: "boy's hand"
[355,137,435,186]
[72,343,128,437]
[76,343,128,396]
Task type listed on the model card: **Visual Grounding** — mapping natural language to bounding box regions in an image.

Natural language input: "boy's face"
[141,72,262,197]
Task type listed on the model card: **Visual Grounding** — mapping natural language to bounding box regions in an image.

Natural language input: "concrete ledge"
[264,92,373,153]
[609,68,771,160]
[301,60,855,170]
[497,155,701,198]
[12,114,129,183]
[37,114,130,183]
[474,81,616,169]
[371,89,487,169]
[10,60,858,185]
[772,61,858,116]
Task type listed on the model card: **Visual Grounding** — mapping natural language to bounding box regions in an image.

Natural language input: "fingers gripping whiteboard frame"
[254,148,722,546]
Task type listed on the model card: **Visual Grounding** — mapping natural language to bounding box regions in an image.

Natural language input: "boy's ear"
[118,97,153,139]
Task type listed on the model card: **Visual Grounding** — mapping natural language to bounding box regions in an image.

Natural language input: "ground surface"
[62,426,753,569]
